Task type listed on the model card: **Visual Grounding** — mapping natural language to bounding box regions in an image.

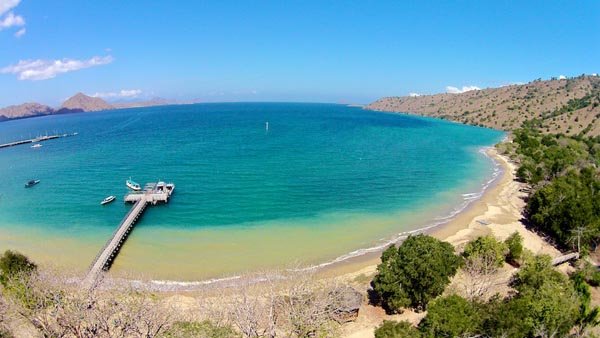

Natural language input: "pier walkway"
[83,181,174,288]
[83,197,148,287]
[0,133,76,149]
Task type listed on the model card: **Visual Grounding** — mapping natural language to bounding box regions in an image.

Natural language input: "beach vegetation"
[374,320,421,338]
[371,235,461,313]
[418,294,482,338]
[160,321,240,338]
[0,250,36,286]
[509,128,600,253]
[504,232,524,264]
[462,235,507,269]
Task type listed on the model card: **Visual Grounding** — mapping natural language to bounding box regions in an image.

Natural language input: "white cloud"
[0,0,25,36]
[13,26,24,37]
[408,92,421,97]
[558,75,566,80]
[446,85,481,94]
[1,55,114,80]
[92,89,142,99]
[0,11,24,29]
[0,0,20,16]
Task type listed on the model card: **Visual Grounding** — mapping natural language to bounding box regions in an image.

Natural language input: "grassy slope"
[367,75,600,136]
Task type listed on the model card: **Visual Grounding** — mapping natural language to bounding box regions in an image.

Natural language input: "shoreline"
[324,144,561,290]
[111,145,509,290]
[0,145,510,289]
[314,146,510,279]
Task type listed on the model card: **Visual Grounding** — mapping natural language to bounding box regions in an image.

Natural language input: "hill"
[60,93,114,112]
[112,98,171,109]
[0,103,54,121]
[366,75,600,136]
[0,93,173,122]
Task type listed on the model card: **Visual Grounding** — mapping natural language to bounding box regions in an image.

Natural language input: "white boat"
[166,183,175,196]
[126,178,141,191]
[31,143,42,148]
[156,181,175,196]
[25,179,40,188]
[101,195,116,205]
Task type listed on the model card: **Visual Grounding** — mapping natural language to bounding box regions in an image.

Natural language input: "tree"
[511,254,564,291]
[372,235,461,312]
[487,255,582,338]
[419,295,482,338]
[505,232,524,264]
[526,170,600,251]
[0,250,36,285]
[462,235,507,270]
[374,320,421,338]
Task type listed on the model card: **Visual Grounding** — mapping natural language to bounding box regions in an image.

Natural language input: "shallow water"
[0,103,503,280]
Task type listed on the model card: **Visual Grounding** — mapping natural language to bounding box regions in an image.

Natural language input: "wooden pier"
[83,181,174,287]
[0,133,77,149]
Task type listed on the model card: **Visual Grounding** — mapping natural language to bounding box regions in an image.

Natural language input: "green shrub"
[504,232,524,264]
[590,271,600,287]
[511,254,565,291]
[374,320,421,338]
[526,169,600,251]
[372,235,461,312]
[463,235,507,269]
[419,295,482,338]
[0,250,36,285]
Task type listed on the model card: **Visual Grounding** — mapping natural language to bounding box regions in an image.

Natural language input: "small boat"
[31,143,42,148]
[101,195,116,205]
[166,183,175,196]
[25,180,40,188]
[126,178,141,191]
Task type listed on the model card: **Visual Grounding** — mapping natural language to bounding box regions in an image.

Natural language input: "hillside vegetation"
[367,75,600,136]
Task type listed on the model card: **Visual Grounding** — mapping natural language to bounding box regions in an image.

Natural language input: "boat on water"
[126,178,141,191]
[100,195,116,205]
[156,181,175,196]
[31,143,42,148]
[25,180,40,188]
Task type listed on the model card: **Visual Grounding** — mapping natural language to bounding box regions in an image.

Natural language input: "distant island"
[0,93,179,122]
[367,74,600,136]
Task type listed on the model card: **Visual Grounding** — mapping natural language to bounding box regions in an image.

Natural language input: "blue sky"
[0,1,599,106]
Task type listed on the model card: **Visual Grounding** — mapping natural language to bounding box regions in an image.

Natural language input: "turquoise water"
[0,103,503,279]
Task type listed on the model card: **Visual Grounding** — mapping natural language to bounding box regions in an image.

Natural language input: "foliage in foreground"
[0,250,37,285]
[462,235,507,269]
[508,128,600,252]
[505,231,524,264]
[0,250,357,338]
[372,234,461,312]
[160,321,240,338]
[373,246,599,338]
[374,320,421,338]
[418,294,481,337]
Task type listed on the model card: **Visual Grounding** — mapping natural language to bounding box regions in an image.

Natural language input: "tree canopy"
[372,235,461,312]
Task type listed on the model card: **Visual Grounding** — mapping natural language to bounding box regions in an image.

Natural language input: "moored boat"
[31,143,42,148]
[101,195,116,205]
[25,180,40,188]
[166,183,175,196]
[126,178,141,191]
